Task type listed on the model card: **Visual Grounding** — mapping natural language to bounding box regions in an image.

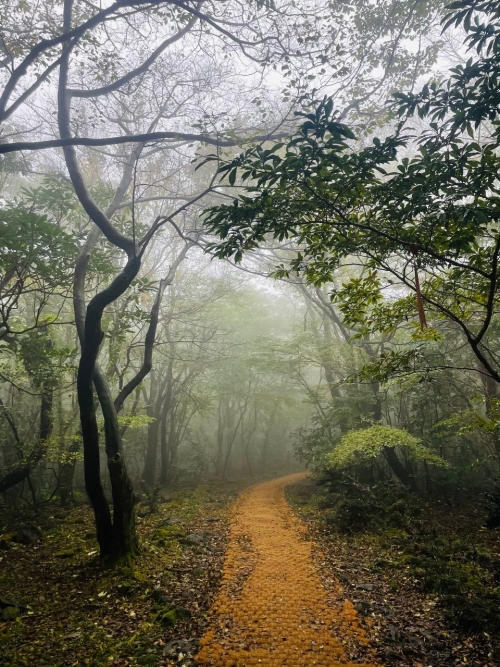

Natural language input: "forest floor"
[286,477,500,667]
[0,482,241,667]
[1,475,499,667]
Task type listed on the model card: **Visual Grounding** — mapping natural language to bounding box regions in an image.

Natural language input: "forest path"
[195,473,380,667]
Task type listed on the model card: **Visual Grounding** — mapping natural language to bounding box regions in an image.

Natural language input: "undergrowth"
[385,528,500,635]
[288,478,500,644]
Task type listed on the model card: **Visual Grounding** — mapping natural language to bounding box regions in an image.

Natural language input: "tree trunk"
[372,381,382,422]
[159,400,170,486]
[0,383,53,494]
[320,317,349,433]
[244,405,258,475]
[59,0,139,560]
[481,371,500,457]
[95,370,137,557]
[222,400,248,481]
[77,353,113,556]
[383,446,414,488]
[142,373,160,486]
[77,257,141,558]
[215,398,226,477]
[59,457,76,508]
[151,364,173,487]
[261,403,278,473]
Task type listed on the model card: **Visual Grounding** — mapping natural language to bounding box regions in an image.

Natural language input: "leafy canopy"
[0,206,78,285]
[203,0,500,383]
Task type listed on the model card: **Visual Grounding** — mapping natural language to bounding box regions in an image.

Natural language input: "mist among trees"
[1,1,500,666]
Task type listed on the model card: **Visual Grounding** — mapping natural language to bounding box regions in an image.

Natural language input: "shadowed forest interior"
[1,1,500,666]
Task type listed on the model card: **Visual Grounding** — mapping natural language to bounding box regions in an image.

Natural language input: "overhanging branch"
[0,130,288,154]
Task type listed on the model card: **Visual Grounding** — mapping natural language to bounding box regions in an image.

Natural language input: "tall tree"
[203,0,500,387]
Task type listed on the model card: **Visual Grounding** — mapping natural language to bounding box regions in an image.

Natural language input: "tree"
[0,0,455,558]
[203,0,500,387]
[0,206,78,341]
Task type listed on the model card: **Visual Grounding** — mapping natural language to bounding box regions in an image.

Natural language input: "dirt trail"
[195,473,380,667]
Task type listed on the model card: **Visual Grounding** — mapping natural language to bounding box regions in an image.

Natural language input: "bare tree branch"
[68,14,198,99]
[114,241,193,413]
[0,130,289,154]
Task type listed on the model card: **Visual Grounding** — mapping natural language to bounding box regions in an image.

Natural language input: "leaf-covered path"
[195,473,379,667]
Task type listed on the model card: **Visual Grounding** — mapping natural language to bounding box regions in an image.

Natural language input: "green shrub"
[324,425,447,472]
[317,481,422,534]
[325,498,377,533]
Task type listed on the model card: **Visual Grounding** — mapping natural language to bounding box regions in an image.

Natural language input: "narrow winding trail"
[196,473,380,667]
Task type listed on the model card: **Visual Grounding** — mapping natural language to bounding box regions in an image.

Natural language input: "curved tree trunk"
[77,258,141,557]
[58,0,195,558]
[59,0,139,559]
[383,446,414,489]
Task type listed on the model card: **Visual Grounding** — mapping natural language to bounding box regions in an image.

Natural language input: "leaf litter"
[0,484,237,667]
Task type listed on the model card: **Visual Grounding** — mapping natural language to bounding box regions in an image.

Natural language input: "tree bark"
[160,378,179,487]
[222,399,248,481]
[261,403,278,472]
[142,374,160,486]
[215,398,226,477]
[77,258,141,557]
[481,371,500,457]
[383,446,414,488]
[159,401,171,486]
